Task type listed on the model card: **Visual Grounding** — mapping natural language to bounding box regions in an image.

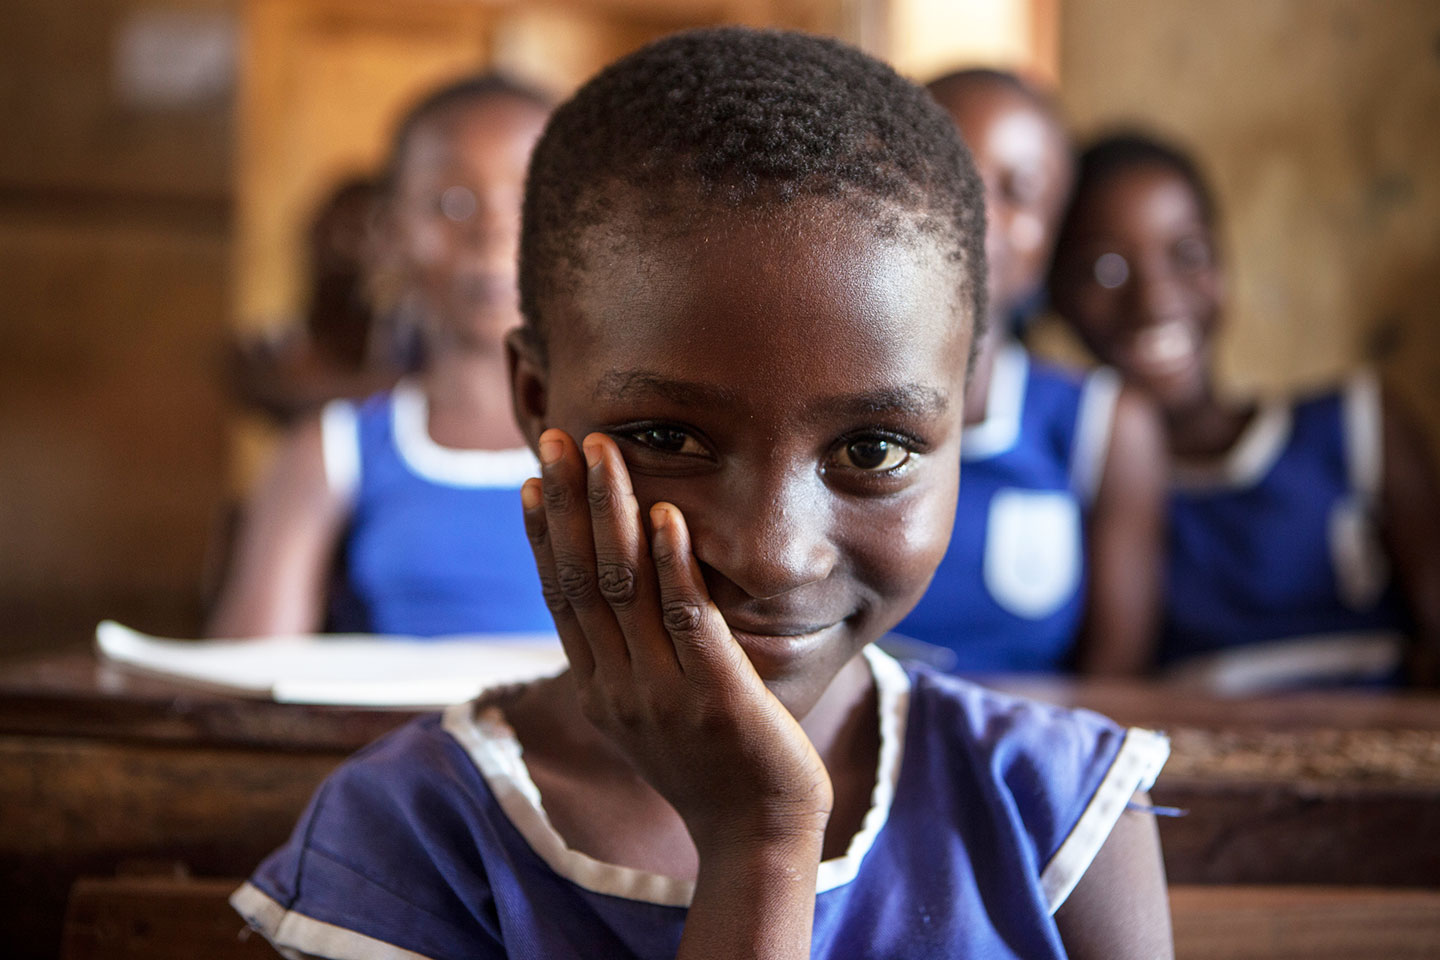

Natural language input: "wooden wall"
[0,0,236,652]
[1054,0,1440,448]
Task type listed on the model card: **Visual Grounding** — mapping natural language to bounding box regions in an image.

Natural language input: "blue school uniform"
[322,381,553,636]
[1161,370,1411,692]
[892,344,1121,672]
[233,646,1169,960]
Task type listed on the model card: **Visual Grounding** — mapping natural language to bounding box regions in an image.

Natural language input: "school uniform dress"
[892,343,1121,672]
[1161,370,1411,693]
[321,380,553,637]
[232,646,1169,960]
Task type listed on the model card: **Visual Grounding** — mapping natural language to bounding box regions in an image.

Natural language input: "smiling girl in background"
[1049,133,1440,691]
[891,71,1166,677]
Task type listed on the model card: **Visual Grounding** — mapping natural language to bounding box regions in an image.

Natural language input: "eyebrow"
[594,371,743,407]
[815,385,950,420]
[595,370,947,419]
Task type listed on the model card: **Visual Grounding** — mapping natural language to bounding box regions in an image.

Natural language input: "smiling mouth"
[726,621,845,673]
[1124,319,1199,378]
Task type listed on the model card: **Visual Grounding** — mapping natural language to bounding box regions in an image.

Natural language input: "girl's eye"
[438,186,477,222]
[629,426,706,456]
[1173,236,1212,272]
[1092,251,1130,289]
[833,437,911,472]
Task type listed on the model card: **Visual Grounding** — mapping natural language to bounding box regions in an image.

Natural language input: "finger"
[581,434,676,674]
[648,502,744,678]
[538,428,628,677]
[521,477,594,678]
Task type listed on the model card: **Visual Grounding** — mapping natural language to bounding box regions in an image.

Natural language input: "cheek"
[1009,213,1045,262]
[1185,271,1224,323]
[852,477,958,613]
[401,219,452,273]
[1064,282,1127,346]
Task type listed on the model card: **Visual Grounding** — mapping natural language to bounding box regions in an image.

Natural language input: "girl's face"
[512,207,972,712]
[943,86,1071,318]
[1050,164,1222,412]
[391,98,548,352]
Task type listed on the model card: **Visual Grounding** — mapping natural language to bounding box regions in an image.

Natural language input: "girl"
[892,70,1166,675]
[233,30,1173,958]
[1049,133,1440,691]
[208,75,556,638]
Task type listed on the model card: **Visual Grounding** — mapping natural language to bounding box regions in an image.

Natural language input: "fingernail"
[649,503,669,529]
[520,479,541,510]
[581,437,602,470]
[539,434,562,465]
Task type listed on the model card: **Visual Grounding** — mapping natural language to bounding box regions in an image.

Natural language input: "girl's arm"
[522,429,830,960]
[1054,791,1174,960]
[1379,388,1440,686]
[1076,386,1167,675]
[205,415,350,637]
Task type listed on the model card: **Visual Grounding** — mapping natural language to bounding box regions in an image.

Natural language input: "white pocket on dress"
[984,489,1082,619]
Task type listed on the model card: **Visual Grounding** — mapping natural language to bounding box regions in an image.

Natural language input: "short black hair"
[519,27,987,359]
[927,67,1045,108]
[383,73,552,190]
[1066,131,1216,229]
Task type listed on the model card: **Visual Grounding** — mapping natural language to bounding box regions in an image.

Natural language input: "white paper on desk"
[95,620,567,706]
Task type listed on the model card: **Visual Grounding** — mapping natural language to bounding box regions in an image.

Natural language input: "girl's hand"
[521,429,833,855]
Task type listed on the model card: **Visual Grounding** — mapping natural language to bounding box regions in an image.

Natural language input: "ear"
[506,327,549,453]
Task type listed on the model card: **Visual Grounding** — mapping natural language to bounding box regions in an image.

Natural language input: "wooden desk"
[988,675,1440,890]
[0,652,418,960]
[3,652,1438,959]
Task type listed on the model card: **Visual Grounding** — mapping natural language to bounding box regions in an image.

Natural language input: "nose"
[689,466,839,601]
[1126,253,1187,324]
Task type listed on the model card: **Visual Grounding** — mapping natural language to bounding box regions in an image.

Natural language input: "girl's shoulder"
[234,711,507,957]
[900,661,1169,904]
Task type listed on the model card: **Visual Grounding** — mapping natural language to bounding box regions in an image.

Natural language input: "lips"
[725,620,845,674]
[1121,318,1199,380]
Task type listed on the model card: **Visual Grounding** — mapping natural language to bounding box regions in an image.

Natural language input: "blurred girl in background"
[1049,132,1440,690]
[208,75,555,638]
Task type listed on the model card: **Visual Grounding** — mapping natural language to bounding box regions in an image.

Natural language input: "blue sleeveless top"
[892,344,1120,672]
[323,382,554,637]
[234,647,1169,960]
[1161,371,1410,691]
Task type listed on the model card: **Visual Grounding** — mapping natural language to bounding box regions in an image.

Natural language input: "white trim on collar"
[321,399,361,500]
[962,341,1029,462]
[1171,401,1293,491]
[1069,367,1121,505]
[390,380,538,488]
[441,644,912,907]
[1342,368,1383,502]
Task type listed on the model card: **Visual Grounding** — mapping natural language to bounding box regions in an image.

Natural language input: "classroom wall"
[1056,0,1440,447]
[0,0,235,651]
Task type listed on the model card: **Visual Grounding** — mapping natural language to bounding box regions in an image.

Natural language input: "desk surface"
[3,650,1439,754]
[0,651,421,752]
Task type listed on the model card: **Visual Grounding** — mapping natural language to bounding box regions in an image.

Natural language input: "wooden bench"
[59,876,1440,959]
[60,877,271,960]
[1170,885,1440,959]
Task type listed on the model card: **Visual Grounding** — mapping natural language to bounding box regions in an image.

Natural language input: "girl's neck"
[419,344,527,450]
[502,652,880,873]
